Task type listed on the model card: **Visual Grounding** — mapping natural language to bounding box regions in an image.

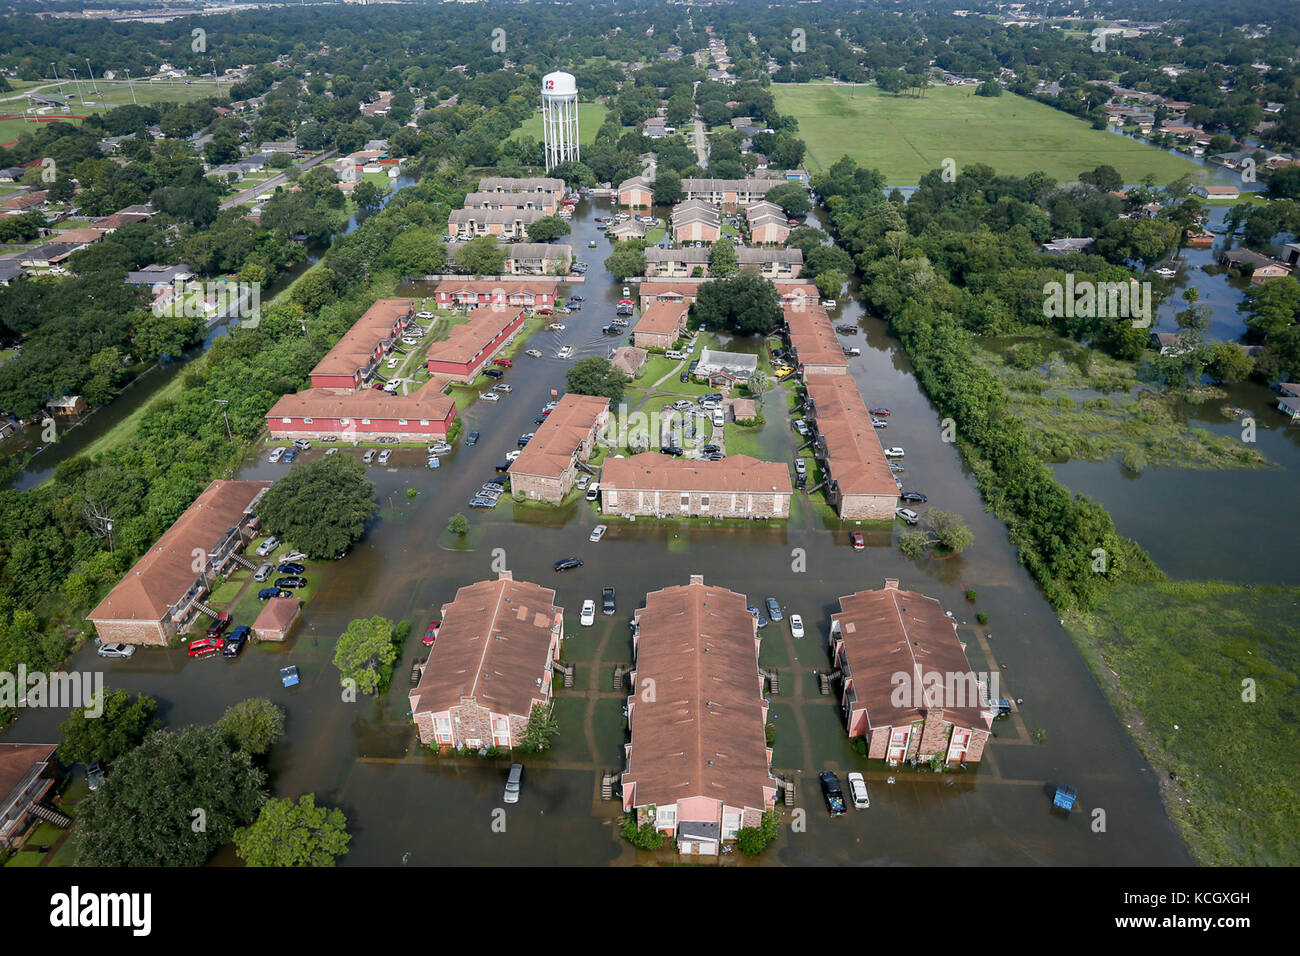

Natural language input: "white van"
[585,482,600,502]
[665,350,685,361]
[712,409,725,428]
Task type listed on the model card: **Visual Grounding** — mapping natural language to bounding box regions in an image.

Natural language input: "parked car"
[792,419,810,436]
[589,525,607,542]
[896,508,920,525]
[484,368,505,379]
[518,433,534,447]
[899,491,928,503]
[281,448,298,463]
[482,392,500,402]
[494,358,512,368]
[278,562,305,574]
[789,614,805,638]
[258,587,291,600]
[602,586,616,615]
[333,546,351,560]
[659,445,684,457]
[429,441,453,454]
[869,408,891,416]
[325,447,339,456]
[223,626,250,658]
[701,444,721,455]
[267,447,285,463]
[274,576,307,589]
[671,400,694,411]
[206,612,232,639]
[466,430,480,446]
[525,349,543,358]
[493,383,513,393]
[96,642,136,660]
[253,563,274,582]
[847,772,870,809]
[554,557,583,572]
[871,419,888,428]
[580,599,596,626]
[188,637,224,658]
[292,438,312,450]
[362,449,376,463]
[86,762,106,791]
[884,447,905,458]
[284,551,308,563]
[585,482,600,501]
[280,665,300,688]
[468,496,496,509]
[503,763,524,804]
[794,459,807,475]
[387,357,401,369]
[428,456,442,469]
[377,449,392,465]
[748,606,769,628]
[819,771,847,816]
[850,531,866,551]
[423,621,440,646]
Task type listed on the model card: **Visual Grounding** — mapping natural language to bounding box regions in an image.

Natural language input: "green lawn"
[773,82,1205,185]
[1066,580,1300,866]
[510,103,609,147]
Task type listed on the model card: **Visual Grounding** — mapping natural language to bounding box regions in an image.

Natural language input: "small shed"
[253,596,301,642]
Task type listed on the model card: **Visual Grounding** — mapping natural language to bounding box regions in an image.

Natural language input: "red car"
[423,621,440,646]
[205,612,232,639]
[850,532,865,551]
[494,358,512,368]
[188,637,225,658]
[534,307,552,315]
[868,408,891,416]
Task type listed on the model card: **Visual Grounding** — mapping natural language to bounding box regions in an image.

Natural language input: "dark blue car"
[258,587,291,600]
[223,626,251,657]
[278,562,305,574]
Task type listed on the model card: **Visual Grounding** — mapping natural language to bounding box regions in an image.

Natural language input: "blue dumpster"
[1053,784,1077,811]
[280,665,300,688]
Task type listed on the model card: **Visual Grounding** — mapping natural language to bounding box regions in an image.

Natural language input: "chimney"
[884,578,899,591]
[689,574,704,586]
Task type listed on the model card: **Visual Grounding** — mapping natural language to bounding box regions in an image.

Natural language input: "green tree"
[352,180,385,212]
[565,356,625,403]
[604,243,647,281]
[217,698,286,756]
[131,310,203,361]
[57,688,157,765]
[1240,277,1300,339]
[289,267,338,314]
[448,513,469,535]
[1204,342,1254,383]
[620,812,664,850]
[653,172,684,205]
[519,702,559,752]
[452,235,506,276]
[333,615,399,696]
[899,530,930,559]
[927,510,974,553]
[691,274,782,335]
[525,216,571,242]
[391,228,447,278]
[256,455,376,559]
[75,726,265,866]
[709,236,739,277]
[764,183,810,217]
[234,793,350,867]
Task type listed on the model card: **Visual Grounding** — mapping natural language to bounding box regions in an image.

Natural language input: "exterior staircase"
[30,802,72,828]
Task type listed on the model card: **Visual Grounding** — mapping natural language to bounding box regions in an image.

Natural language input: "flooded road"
[9,196,1192,866]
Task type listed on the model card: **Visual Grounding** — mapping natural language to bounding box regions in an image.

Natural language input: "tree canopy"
[256,455,376,559]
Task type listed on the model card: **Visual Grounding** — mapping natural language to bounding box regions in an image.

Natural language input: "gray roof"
[697,348,758,374]
[124,263,194,285]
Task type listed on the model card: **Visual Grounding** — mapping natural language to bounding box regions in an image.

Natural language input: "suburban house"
[1217,248,1291,283]
[784,304,848,377]
[621,575,779,855]
[87,480,270,645]
[433,279,557,309]
[831,580,995,766]
[639,278,817,313]
[410,571,563,750]
[448,207,545,239]
[18,243,83,269]
[266,381,457,442]
[425,305,528,382]
[632,301,689,350]
[644,245,802,279]
[0,744,60,850]
[1041,237,1096,255]
[476,176,565,205]
[1150,331,1196,355]
[601,454,792,519]
[507,394,610,503]
[46,395,89,417]
[462,190,557,215]
[745,201,791,245]
[501,243,572,276]
[609,219,647,241]
[610,346,648,377]
[309,299,414,389]
[681,177,785,206]
[695,348,757,384]
[672,200,721,243]
[1277,383,1300,420]
[1193,184,1241,200]
[804,375,899,519]
[124,263,195,290]
[252,596,301,642]
[618,174,655,209]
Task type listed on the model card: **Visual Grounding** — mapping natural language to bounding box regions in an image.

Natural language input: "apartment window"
[398,419,408,426]
[655,805,677,828]
[435,716,452,743]
[680,492,690,511]
[700,494,710,513]
[420,420,430,426]
[361,419,371,425]
[303,418,313,425]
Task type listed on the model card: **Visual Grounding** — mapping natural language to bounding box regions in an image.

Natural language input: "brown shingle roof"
[268,380,455,422]
[602,453,791,495]
[633,301,688,337]
[622,577,776,811]
[509,393,609,480]
[88,481,270,623]
[410,574,560,718]
[253,596,300,631]
[312,299,412,378]
[425,305,524,366]
[805,375,897,497]
[784,304,847,371]
[833,583,989,731]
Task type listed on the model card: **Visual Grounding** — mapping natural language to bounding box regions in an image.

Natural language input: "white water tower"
[541,71,580,170]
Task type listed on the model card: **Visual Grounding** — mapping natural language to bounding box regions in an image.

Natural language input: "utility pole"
[213,399,232,442]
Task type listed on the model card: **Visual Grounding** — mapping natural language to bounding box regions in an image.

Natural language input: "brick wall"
[510,470,567,503]
[603,488,788,518]
[838,493,896,521]
[90,617,172,646]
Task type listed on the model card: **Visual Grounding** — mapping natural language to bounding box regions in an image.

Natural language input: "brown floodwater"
[7,197,1192,866]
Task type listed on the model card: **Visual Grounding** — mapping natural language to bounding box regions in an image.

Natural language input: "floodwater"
[6,196,1192,866]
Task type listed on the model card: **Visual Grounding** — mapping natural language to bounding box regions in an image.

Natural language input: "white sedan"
[847,772,870,809]
[481,392,500,402]
[589,524,607,542]
[506,450,522,460]
[884,447,905,458]
[789,614,805,638]
[580,600,596,626]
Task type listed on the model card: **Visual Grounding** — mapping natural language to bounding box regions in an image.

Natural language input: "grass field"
[773,82,1203,185]
[1067,580,1300,865]
[0,79,233,145]
[510,103,608,147]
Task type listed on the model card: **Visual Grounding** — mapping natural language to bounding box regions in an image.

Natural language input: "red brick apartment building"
[600,454,792,519]
[410,572,563,750]
[639,278,818,313]
[622,575,779,855]
[507,394,610,503]
[803,375,898,519]
[0,744,59,850]
[309,298,414,389]
[784,304,848,377]
[87,480,270,645]
[425,305,528,382]
[433,279,557,310]
[831,580,994,766]
[631,301,689,350]
[266,381,458,442]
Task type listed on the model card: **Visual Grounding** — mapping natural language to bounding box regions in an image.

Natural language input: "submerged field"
[1067,581,1300,865]
[773,82,1202,184]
